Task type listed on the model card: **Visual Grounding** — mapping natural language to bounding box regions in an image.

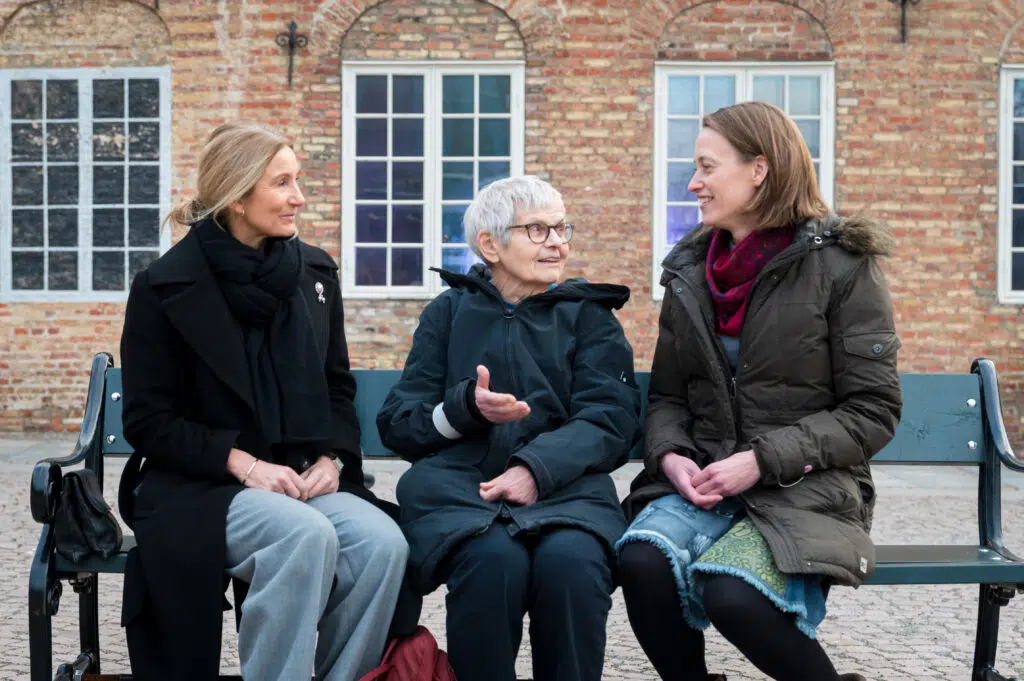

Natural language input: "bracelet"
[241,459,259,485]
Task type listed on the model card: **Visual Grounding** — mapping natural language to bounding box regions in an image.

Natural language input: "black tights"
[618,542,840,681]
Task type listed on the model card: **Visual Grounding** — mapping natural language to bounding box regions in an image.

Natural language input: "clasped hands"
[474,365,539,506]
[229,449,339,501]
[660,450,761,510]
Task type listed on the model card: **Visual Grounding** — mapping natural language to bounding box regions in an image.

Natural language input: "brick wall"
[0,0,1022,445]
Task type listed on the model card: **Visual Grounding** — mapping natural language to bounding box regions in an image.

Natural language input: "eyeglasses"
[508,222,575,244]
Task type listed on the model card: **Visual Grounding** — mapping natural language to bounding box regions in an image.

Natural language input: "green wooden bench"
[29,352,1024,681]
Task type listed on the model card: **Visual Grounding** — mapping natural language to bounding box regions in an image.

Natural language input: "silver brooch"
[314,281,326,304]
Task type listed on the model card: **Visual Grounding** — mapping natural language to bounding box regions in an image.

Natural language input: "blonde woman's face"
[231,146,305,248]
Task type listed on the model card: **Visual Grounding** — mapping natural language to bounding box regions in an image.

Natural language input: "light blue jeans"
[225,489,409,681]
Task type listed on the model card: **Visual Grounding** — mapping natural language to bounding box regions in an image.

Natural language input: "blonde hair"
[702,101,829,230]
[164,120,291,228]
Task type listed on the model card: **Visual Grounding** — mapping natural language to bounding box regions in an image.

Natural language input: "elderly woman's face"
[492,199,569,289]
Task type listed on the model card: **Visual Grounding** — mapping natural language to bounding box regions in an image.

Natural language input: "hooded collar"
[432,264,630,310]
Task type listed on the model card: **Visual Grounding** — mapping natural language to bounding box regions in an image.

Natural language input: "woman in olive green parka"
[618,102,901,681]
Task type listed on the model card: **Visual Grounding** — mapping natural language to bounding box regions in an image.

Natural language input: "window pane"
[667,205,700,245]
[129,79,160,118]
[392,119,423,157]
[391,162,423,200]
[752,76,785,108]
[93,251,125,291]
[1014,166,1024,204]
[1016,79,1024,118]
[129,122,160,160]
[355,247,387,285]
[11,123,43,162]
[13,166,44,205]
[1016,124,1024,162]
[93,79,124,118]
[442,247,476,274]
[1013,209,1024,247]
[1014,252,1024,291]
[480,75,510,114]
[443,76,474,114]
[12,209,44,247]
[93,209,125,247]
[789,77,820,116]
[443,162,474,200]
[479,161,510,189]
[442,205,467,243]
[443,119,474,156]
[796,119,821,157]
[391,248,423,286]
[48,166,79,205]
[94,122,126,161]
[47,123,79,162]
[48,209,78,247]
[129,165,160,204]
[356,205,387,243]
[704,76,735,113]
[46,80,78,119]
[11,80,43,119]
[667,162,696,201]
[48,251,78,290]
[392,76,424,114]
[667,119,699,159]
[12,252,44,290]
[356,76,387,114]
[356,118,387,156]
[392,205,423,243]
[356,161,387,200]
[94,165,125,204]
[668,76,699,116]
[129,251,159,283]
[129,208,160,247]
[479,119,510,157]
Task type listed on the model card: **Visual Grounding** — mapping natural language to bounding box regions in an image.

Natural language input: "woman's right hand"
[660,452,723,510]
[227,448,309,500]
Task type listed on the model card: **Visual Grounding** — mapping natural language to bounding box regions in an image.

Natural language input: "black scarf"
[193,218,330,465]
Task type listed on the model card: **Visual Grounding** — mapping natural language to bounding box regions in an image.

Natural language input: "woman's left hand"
[691,450,761,499]
[479,465,539,506]
[301,456,341,500]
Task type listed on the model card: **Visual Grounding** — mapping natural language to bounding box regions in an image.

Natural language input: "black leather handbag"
[54,469,124,563]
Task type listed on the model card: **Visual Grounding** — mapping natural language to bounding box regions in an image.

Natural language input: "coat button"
[676,288,682,294]
[871,343,884,355]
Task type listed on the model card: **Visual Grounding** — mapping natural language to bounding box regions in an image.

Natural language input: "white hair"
[463,175,563,259]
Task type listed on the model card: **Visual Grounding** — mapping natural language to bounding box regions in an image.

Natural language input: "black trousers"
[438,522,614,681]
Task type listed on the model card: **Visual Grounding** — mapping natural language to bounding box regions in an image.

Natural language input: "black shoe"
[839,675,868,681]
[709,675,727,681]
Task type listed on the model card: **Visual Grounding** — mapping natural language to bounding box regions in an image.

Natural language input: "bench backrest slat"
[100,368,987,466]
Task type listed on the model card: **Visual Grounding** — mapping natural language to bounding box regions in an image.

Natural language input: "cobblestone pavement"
[2,437,1024,680]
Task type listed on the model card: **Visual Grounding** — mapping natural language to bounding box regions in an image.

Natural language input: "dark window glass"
[128,208,160,247]
[93,209,125,247]
[12,252,44,290]
[479,76,511,114]
[93,251,125,291]
[129,166,160,204]
[47,166,79,205]
[129,251,159,284]
[11,80,43,119]
[47,123,79,162]
[356,119,387,157]
[93,79,124,118]
[93,122,126,161]
[392,205,423,243]
[442,119,474,157]
[94,166,125,204]
[48,209,78,247]
[391,248,423,286]
[355,247,387,286]
[392,119,423,157]
[48,251,78,290]
[11,123,43,162]
[128,79,160,118]
[46,80,78,119]
[128,122,160,160]
[355,205,387,243]
[356,162,387,200]
[12,209,44,247]
[356,76,387,114]
[12,166,44,205]
[392,76,424,114]
[443,76,473,114]
[391,162,422,200]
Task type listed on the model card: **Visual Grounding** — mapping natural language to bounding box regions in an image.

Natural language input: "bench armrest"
[30,353,113,524]
[972,359,1024,474]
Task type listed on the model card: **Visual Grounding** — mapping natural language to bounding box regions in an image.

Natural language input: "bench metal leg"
[72,574,101,674]
[29,526,59,681]
[972,584,1018,681]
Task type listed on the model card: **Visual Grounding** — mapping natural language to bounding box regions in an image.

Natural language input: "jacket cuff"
[439,378,491,438]
[509,450,554,500]
[750,435,804,486]
[208,429,240,480]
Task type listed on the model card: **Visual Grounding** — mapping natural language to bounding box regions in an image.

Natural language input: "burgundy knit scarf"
[705,226,796,336]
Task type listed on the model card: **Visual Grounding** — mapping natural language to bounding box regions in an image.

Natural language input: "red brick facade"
[1,0,1022,443]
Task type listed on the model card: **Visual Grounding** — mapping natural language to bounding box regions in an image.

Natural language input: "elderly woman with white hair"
[377,175,641,681]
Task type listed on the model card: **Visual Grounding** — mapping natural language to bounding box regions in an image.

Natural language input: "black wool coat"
[117,229,369,681]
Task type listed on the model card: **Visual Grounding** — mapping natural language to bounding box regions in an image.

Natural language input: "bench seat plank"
[870,544,1024,585]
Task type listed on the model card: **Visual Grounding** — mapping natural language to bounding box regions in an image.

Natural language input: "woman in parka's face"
[688,126,769,243]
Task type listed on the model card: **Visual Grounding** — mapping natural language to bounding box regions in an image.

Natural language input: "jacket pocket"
[842,331,901,360]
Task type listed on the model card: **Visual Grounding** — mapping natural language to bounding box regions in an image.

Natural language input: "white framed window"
[341,62,525,298]
[652,63,835,298]
[0,67,172,302]
[998,67,1024,304]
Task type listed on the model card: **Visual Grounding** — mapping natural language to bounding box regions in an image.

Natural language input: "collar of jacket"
[141,225,339,410]
[658,213,894,287]
[430,264,631,310]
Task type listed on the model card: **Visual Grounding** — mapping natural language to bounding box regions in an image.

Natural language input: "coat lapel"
[151,233,255,410]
